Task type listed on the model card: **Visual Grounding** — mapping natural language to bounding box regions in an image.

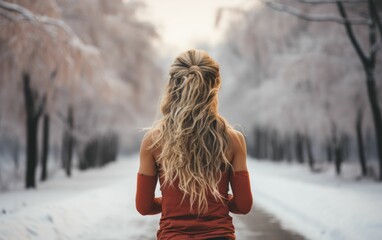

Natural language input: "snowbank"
[248,158,382,240]
[0,155,160,240]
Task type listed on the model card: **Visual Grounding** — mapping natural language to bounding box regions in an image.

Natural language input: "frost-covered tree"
[215,1,381,178]
[0,0,104,188]
[261,0,382,179]
[0,0,162,189]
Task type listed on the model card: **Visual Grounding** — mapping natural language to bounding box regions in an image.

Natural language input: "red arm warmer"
[228,170,253,214]
[136,173,162,215]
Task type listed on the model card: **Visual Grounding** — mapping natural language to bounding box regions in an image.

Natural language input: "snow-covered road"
[248,160,382,240]
[1,155,380,240]
[1,154,301,240]
[0,154,160,240]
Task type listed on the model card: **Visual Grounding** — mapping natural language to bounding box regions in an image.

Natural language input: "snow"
[0,154,159,240]
[0,154,251,240]
[1,155,381,240]
[248,158,382,240]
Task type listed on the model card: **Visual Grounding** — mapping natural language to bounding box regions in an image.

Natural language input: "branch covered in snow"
[55,111,89,142]
[34,94,47,120]
[336,2,369,65]
[0,6,22,21]
[215,7,247,27]
[260,0,371,25]
[0,0,98,54]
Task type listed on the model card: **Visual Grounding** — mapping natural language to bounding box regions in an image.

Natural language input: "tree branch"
[0,7,22,21]
[368,0,377,68]
[0,1,72,35]
[23,73,34,117]
[50,68,58,82]
[261,0,371,25]
[55,111,87,142]
[369,0,382,41]
[0,0,97,54]
[215,7,247,27]
[34,94,46,120]
[370,39,382,56]
[336,2,369,67]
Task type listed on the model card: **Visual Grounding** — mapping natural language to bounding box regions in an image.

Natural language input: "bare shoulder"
[227,128,247,171]
[228,128,246,152]
[139,130,157,176]
[141,130,154,148]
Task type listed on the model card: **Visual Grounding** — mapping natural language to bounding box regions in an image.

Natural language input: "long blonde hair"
[147,49,233,214]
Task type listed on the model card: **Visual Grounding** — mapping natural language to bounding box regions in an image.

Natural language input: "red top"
[136,170,252,240]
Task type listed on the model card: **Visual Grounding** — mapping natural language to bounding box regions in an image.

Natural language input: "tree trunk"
[61,131,67,169]
[331,124,342,175]
[25,118,39,188]
[254,127,262,159]
[12,140,20,170]
[342,134,350,162]
[262,128,269,159]
[271,130,278,161]
[326,141,332,163]
[295,133,304,163]
[278,139,285,161]
[337,1,382,180]
[305,135,315,171]
[40,113,50,181]
[334,142,342,175]
[285,136,292,162]
[65,106,74,177]
[23,74,39,189]
[356,107,367,177]
[365,71,382,180]
[333,136,342,176]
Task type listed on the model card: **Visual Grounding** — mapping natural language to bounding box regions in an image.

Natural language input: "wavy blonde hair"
[147,49,233,215]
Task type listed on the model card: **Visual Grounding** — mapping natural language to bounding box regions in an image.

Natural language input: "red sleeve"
[228,170,253,214]
[136,173,162,215]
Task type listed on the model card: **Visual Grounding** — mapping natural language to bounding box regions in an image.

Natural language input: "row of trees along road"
[215,0,382,180]
[0,0,163,189]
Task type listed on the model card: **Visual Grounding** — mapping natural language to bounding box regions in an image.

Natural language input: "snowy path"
[0,154,160,240]
[248,160,382,240]
[2,155,380,240]
[0,155,306,240]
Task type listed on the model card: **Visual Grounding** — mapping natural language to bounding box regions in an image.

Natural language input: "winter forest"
[0,0,382,240]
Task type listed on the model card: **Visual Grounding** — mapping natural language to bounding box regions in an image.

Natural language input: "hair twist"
[189,65,201,72]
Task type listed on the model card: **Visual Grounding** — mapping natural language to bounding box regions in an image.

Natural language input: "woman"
[136,49,253,240]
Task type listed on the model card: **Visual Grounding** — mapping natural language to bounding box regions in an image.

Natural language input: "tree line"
[215,0,382,180]
[0,0,162,189]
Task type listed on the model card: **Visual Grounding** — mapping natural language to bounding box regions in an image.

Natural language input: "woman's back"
[157,169,233,239]
[135,49,253,240]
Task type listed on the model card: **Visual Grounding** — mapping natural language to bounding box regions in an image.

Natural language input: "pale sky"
[131,0,255,55]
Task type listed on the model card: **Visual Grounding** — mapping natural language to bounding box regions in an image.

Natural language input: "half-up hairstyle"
[147,49,233,215]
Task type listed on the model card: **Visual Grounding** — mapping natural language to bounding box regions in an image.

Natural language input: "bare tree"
[60,105,74,177]
[0,0,102,188]
[40,69,57,182]
[215,0,376,178]
[22,73,46,188]
[0,0,163,189]
[356,106,367,176]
